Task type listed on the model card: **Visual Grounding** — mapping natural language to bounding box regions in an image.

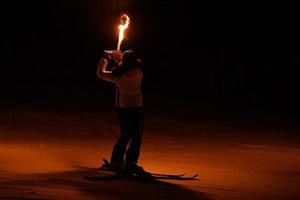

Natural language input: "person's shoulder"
[119,68,142,78]
[128,67,141,74]
[135,67,143,74]
[123,68,142,80]
[134,68,143,77]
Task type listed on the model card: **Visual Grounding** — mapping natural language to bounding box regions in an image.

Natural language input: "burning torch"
[103,14,130,62]
[117,14,130,51]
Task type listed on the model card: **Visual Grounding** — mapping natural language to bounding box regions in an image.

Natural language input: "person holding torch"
[96,15,146,176]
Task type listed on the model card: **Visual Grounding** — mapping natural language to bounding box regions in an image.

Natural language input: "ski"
[72,158,199,180]
[72,165,195,179]
[83,174,199,181]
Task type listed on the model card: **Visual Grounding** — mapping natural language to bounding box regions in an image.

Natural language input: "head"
[120,50,141,68]
[112,49,142,76]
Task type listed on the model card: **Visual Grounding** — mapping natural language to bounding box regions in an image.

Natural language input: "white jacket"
[97,59,143,108]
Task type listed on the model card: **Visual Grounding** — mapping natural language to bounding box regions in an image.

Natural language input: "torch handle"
[117,41,121,50]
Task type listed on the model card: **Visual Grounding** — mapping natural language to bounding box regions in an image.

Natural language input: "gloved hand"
[103,50,114,60]
[103,50,123,63]
[112,50,122,63]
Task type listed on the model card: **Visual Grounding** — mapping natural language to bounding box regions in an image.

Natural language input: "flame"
[117,14,130,50]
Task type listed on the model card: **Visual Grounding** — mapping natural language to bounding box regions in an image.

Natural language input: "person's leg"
[125,108,143,164]
[110,108,133,166]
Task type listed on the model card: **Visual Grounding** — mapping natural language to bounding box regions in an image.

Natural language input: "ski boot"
[124,162,152,178]
[101,159,125,174]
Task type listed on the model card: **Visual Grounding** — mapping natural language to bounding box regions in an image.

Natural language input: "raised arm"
[96,50,122,83]
[96,58,116,83]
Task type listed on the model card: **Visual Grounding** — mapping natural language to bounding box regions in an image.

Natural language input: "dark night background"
[1,1,300,116]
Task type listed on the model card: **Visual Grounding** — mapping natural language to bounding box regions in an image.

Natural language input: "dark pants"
[110,107,143,164]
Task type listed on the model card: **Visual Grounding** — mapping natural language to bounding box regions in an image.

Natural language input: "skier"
[96,49,146,175]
